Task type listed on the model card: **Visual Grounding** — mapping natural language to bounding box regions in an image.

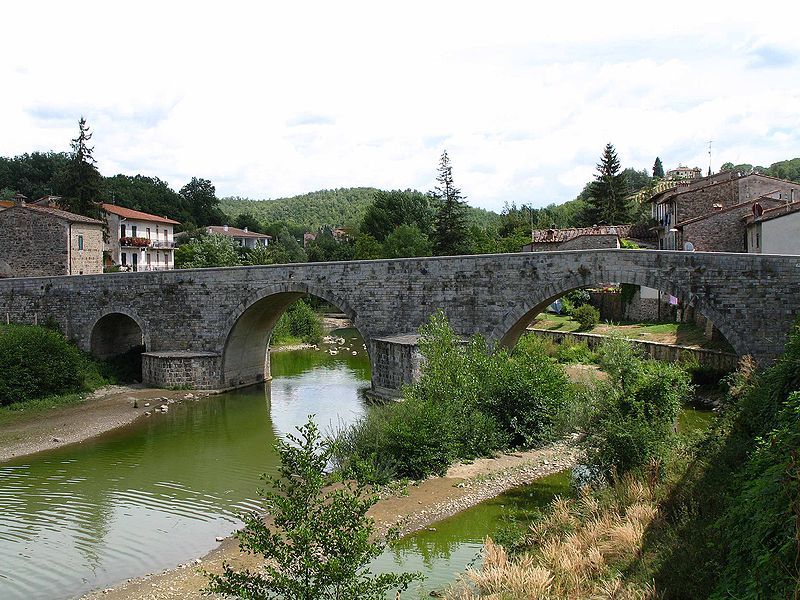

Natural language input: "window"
[120,224,126,238]
[77,235,84,250]
[121,253,127,266]
[756,233,760,248]
[146,227,151,239]
[131,225,137,238]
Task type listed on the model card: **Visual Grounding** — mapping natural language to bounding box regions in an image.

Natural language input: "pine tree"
[431,150,469,256]
[584,144,630,225]
[55,117,103,219]
[653,156,665,179]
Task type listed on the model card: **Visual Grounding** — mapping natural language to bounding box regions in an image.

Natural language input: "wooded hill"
[220,188,500,232]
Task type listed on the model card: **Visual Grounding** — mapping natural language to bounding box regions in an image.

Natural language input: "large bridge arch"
[218,282,370,389]
[492,267,747,357]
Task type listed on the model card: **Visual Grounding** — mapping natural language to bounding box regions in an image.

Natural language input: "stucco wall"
[761,211,800,255]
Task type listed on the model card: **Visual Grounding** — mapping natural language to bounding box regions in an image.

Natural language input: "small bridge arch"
[89,310,148,360]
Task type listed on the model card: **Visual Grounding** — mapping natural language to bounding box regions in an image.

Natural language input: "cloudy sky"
[3,1,799,212]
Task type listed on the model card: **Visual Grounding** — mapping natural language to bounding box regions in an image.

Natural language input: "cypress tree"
[584,143,630,225]
[431,150,469,256]
[653,156,665,179]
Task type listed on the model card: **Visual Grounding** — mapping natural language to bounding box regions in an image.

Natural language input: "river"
[0,329,715,599]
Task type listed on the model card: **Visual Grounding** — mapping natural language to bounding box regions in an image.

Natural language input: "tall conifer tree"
[431,150,469,256]
[56,117,103,219]
[584,143,630,225]
[653,156,665,178]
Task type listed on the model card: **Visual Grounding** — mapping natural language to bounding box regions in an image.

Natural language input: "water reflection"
[0,329,371,600]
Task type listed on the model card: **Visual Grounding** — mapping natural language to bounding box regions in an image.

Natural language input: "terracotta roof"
[206,226,271,239]
[102,203,181,225]
[1,204,104,225]
[745,201,800,225]
[0,200,13,209]
[530,225,632,243]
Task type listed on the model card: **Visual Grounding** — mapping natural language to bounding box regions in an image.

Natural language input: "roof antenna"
[707,140,713,177]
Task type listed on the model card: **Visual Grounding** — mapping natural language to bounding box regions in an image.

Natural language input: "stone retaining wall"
[530,328,739,372]
[142,352,223,389]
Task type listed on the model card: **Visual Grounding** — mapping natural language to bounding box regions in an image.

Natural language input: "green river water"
[0,330,715,599]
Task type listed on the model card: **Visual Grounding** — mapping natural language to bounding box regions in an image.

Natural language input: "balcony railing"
[120,236,151,248]
[119,237,175,249]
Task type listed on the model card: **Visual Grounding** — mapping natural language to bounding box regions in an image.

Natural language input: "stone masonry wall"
[680,199,782,253]
[142,352,222,389]
[69,223,104,275]
[0,250,798,394]
[558,235,619,251]
[0,206,70,276]
[679,175,798,223]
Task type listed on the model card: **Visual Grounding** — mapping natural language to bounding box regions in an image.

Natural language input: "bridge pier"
[142,351,223,390]
[369,334,424,399]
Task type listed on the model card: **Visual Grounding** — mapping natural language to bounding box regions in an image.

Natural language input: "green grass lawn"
[531,312,734,352]
[0,392,86,427]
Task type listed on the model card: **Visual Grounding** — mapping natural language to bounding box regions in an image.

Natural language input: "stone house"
[206,225,271,249]
[103,204,180,272]
[746,201,800,255]
[521,225,633,252]
[0,200,103,277]
[651,171,798,249]
[675,196,786,253]
[666,165,702,180]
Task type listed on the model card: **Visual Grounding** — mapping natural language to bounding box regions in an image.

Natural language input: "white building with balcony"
[102,203,180,271]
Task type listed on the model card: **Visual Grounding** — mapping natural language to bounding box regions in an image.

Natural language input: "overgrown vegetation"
[448,322,800,599]
[332,312,572,483]
[205,418,421,599]
[270,299,324,346]
[571,304,600,331]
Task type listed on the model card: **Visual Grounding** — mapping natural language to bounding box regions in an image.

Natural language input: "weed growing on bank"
[332,312,574,483]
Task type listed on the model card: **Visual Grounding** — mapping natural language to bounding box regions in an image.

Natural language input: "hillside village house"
[0,195,103,277]
[746,201,800,254]
[206,225,271,248]
[521,224,634,252]
[651,170,798,250]
[102,203,179,271]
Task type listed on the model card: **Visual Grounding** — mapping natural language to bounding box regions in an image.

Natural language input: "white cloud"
[2,0,799,212]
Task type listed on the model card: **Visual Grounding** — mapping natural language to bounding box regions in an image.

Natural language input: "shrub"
[0,325,86,405]
[333,312,571,482]
[553,339,597,364]
[206,417,421,599]
[571,304,600,330]
[584,338,692,478]
[271,298,323,345]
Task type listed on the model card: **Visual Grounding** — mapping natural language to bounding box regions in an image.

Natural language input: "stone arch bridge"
[0,250,797,397]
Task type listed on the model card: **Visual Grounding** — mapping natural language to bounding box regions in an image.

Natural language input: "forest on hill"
[220,188,500,232]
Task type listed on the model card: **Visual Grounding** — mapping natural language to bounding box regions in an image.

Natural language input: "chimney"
[13,193,27,206]
[223,224,229,232]
[243,227,248,232]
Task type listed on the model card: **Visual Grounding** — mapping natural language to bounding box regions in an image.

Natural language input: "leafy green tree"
[180,177,225,226]
[267,227,308,264]
[0,151,70,200]
[623,167,651,195]
[382,224,431,258]
[174,234,241,268]
[766,157,800,182]
[583,143,630,225]
[234,211,266,233]
[55,118,104,218]
[205,417,421,599]
[306,228,355,262]
[353,234,383,260]
[360,189,434,242]
[431,150,469,256]
[653,157,665,179]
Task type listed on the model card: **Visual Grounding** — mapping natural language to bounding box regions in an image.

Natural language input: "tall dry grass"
[446,477,659,600]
